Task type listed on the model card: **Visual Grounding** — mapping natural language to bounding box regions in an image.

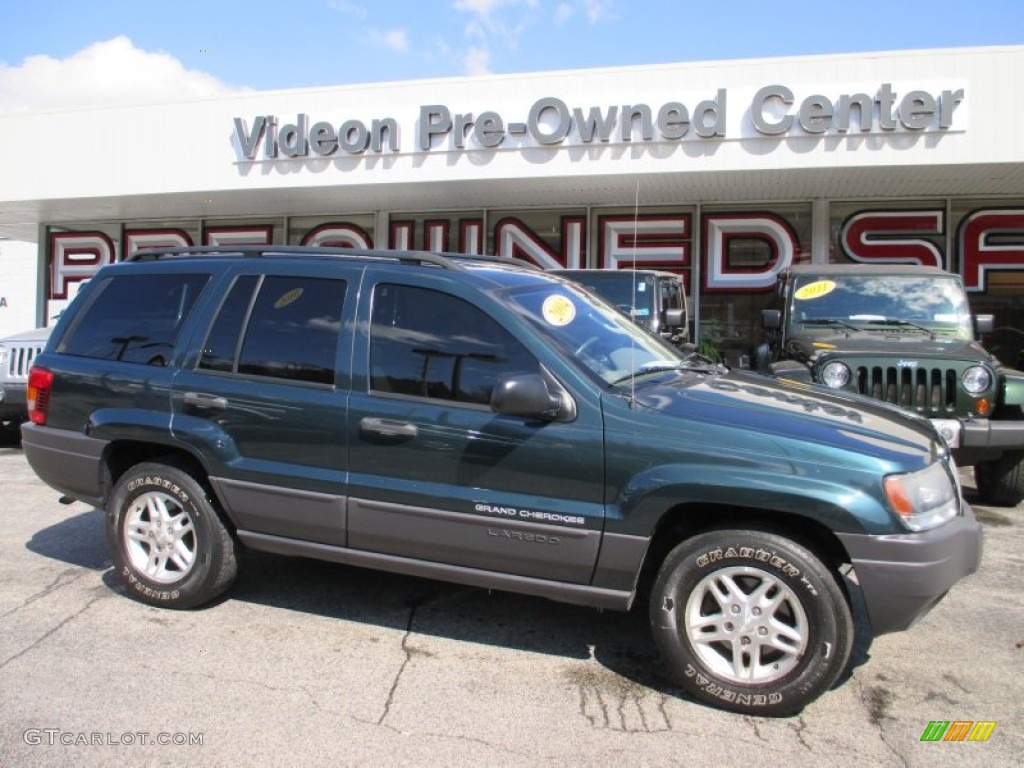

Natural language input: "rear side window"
[199,275,347,386]
[59,273,209,365]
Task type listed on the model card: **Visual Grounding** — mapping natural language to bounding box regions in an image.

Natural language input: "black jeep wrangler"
[757,264,1024,505]
[22,247,980,716]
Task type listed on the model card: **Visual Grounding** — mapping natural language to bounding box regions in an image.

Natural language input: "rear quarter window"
[58,273,210,365]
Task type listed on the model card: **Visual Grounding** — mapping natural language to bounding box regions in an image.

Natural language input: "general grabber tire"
[107,461,237,609]
[649,529,853,717]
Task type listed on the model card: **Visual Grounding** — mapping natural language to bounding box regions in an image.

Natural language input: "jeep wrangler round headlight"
[883,462,959,531]
[962,366,991,394]
[820,361,850,389]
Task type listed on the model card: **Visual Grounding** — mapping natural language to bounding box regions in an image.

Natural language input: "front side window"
[369,284,538,405]
[60,273,209,365]
[199,275,346,385]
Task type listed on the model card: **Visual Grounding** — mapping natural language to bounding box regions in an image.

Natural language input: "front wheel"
[107,461,237,609]
[974,450,1024,506]
[649,529,853,716]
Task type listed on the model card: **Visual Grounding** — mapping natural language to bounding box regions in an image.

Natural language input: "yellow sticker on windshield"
[794,280,836,300]
[273,288,304,309]
[542,294,576,326]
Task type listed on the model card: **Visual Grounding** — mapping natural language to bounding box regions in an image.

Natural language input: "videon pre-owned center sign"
[233,82,966,160]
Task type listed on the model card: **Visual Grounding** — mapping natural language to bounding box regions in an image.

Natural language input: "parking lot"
[0,437,1020,767]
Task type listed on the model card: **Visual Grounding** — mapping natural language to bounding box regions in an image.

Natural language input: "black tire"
[0,418,24,446]
[974,450,1024,506]
[649,529,853,717]
[107,461,237,609]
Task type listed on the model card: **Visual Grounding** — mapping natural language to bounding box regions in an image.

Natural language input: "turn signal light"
[975,398,990,415]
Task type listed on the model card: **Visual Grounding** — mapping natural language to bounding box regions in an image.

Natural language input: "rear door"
[346,270,605,584]
[170,263,355,545]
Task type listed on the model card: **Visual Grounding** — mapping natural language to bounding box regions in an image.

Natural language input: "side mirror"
[663,308,685,329]
[491,373,574,422]
[975,314,994,335]
[762,309,782,330]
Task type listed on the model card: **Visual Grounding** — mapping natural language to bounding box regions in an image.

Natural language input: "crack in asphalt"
[789,714,812,751]
[0,589,110,671]
[377,594,431,727]
[853,673,908,768]
[0,566,91,621]
[568,661,674,733]
[744,715,769,744]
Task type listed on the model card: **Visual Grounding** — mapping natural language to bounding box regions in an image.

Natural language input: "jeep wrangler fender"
[999,368,1024,408]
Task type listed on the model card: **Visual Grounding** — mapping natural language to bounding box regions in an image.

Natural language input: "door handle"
[183,391,228,410]
[359,417,418,440]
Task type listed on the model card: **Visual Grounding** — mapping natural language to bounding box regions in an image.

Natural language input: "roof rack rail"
[124,244,536,271]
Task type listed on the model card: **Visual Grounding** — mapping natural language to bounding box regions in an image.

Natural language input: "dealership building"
[0,44,1022,363]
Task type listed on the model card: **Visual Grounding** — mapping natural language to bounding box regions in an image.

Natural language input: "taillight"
[27,367,53,425]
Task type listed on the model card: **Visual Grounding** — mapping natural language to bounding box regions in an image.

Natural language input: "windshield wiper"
[800,318,862,332]
[611,356,728,385]
[860,318,936,337]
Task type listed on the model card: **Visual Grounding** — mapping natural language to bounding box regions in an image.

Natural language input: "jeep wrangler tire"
[649,529,853,717]
[975,450,1024,506]
[107,462,237,609]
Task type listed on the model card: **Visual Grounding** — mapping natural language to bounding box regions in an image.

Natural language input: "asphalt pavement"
[0,435,1021,767]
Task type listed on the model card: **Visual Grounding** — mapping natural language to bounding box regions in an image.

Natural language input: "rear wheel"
[975,450,1024,506]
[649,529,853,716]
[107,461,237,608]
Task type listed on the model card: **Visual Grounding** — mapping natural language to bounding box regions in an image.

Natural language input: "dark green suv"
[21,247,981,716]
[757,264,1024,506]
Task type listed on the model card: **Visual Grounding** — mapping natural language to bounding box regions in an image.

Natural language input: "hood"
[629,368,939,464]
[0,325,53,344]
[786,332,993,366]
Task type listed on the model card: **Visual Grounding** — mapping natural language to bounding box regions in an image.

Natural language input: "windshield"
[505,282,683,385]
[789,274,974,340]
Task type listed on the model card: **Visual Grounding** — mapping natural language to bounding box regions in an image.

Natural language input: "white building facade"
[1,45,1022,363]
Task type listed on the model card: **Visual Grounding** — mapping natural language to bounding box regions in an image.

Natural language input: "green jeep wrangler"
[757,263,1024,505]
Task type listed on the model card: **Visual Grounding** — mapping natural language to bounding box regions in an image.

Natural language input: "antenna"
[630,178,640,408]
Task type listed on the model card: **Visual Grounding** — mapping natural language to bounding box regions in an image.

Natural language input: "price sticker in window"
[794,280,836,300]
[542,294,576,326]
[274,288,304,309]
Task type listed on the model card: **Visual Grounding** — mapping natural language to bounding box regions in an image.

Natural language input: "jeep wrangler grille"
[3,342,43,380]
[851,365,958,413]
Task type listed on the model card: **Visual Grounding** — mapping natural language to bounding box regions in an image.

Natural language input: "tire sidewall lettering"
[693,544,817,595]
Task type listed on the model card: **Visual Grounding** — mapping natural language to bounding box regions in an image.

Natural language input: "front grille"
[3,343,43,380]
[850,365,959,414]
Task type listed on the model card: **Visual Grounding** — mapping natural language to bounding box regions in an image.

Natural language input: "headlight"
[962,366,991,394]
[883,462,959,531]
[820,361,850,389]
[0,346,7,367]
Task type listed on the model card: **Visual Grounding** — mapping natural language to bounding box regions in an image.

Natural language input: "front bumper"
[836,505,983,636]
[0,383,27,420]
[961,419,1024,449]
